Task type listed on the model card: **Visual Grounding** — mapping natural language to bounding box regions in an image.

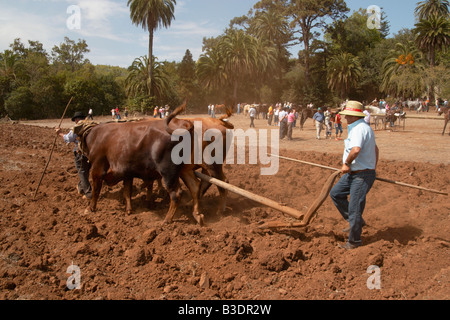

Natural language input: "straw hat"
[339,101,366,117]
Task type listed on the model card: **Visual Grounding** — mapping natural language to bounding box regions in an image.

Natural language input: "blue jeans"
[74,152,92,199]
[330,170,376,246]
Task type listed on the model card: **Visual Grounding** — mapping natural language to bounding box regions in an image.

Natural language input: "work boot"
[338,242,361,250]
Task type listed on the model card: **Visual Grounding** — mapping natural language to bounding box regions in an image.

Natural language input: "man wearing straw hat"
[330,101,379,249]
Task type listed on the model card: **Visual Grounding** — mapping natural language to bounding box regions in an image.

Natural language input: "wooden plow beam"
[194,170,341,230]
[194,171,304,220]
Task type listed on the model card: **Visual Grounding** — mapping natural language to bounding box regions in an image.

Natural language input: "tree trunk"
[302,26,311,83]
[233,80,238,103]
[148,27,154,97]
[429,44,436,106]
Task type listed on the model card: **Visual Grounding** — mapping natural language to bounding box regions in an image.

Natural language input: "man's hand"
[342,147,361,174]
[341,163,351,174]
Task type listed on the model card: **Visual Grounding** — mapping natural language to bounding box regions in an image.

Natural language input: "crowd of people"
[241,102,347,141]
[110,106,128,120]
[372,97,448,113]
[207,104,216,118]
[153,105,171,119]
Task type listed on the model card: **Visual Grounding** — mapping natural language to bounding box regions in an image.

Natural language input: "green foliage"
[5,86,35,120]
[415,0,450,21]
[327,52,362,99]
[0,38,126,119]
[414,15,450,67]
[197,28,277,104]
[51,37,90,72]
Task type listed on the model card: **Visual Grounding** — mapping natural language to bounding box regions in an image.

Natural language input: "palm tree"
[415,15,450,68]
[127,0,176,95]
[197,29,276,103]
[0,50,19,80]
[250,10,291,100]
[380,42,425,97]
[414,15,450,103]
[197,48,227,92]
[218,29,276,102]
[327,52,362,99]
[415,0,449,21]
[125,55,171,103]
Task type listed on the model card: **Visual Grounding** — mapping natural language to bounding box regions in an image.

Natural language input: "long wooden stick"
[194,171,304,220]
[33,97,73,200]
[269,154,448,196]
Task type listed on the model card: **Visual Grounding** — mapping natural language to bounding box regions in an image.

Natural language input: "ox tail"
[218,98,234,121]
[165,100,188,135]
[218,106,233,121]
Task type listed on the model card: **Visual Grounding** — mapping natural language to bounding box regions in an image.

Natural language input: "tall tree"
[414,14,450,102]
[250,10,293,100]
[218,29,276,102]
[415,15,450,68]
[51,37,90,72]
[197,29,276,103]
[127,0,176,96]
[197,46,227,93]
[177,49,197,102]
[288,0,349,82]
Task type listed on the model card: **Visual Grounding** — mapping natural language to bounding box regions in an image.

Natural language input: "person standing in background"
[313,108,324,140]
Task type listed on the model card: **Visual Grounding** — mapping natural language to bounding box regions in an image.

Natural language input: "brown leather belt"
[350,169,375,175]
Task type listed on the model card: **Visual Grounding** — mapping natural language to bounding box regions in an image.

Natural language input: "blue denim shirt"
[343,119,377,171]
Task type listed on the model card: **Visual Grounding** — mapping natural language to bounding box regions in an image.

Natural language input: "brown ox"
[81,104,205,225]
[161,106,234,224]
[438,106,449,136]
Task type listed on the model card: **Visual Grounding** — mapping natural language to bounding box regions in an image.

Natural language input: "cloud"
[0,6,66,51]
[68,0,130,42]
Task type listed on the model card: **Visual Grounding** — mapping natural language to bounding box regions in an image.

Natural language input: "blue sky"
[0,0,418,68]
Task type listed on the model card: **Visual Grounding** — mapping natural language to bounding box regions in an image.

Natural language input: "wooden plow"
[194,169,341,231]
[194,153,448,230]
